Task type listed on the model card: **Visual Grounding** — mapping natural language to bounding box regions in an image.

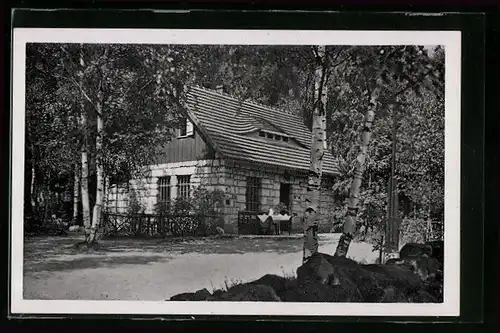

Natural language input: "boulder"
[296,252,425,302]
[297,254,337,285]
[362,264,422,290]
[380,287,411,303]
[400,256,442,280]
[247,274,297,294]
[385,258,403,265]
[425,240,444,264]
[400,243,433,259]
[210,284,281,302]
[170,288,212,301]
[280,282,362,302]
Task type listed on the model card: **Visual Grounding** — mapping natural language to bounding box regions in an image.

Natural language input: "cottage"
[107,86,340,233]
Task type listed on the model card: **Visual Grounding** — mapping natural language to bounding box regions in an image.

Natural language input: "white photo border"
[11,28,461,316]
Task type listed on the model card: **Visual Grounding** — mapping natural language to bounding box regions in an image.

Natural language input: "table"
[257,214,291,235]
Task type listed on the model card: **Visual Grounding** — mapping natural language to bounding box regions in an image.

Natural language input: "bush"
[128,190,146,215]
[191,187,225,216]
[153,187,225,236]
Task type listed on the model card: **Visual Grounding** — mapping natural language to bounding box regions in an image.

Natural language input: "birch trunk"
[31,164,35,208]
[88,82,105,243]
[303,45,328,263]
[78,46,92,238]
[334,85,381,257]
[88,48,108,243]
[72,163,80,225]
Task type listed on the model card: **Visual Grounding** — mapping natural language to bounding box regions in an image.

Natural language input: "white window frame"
[177,118,194,138]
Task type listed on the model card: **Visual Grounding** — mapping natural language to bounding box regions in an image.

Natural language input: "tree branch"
[393,67,436,99]
[59,46,105,117]
[66,74,102,117]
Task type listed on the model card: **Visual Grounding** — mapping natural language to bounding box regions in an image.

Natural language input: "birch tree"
[334,79,381,257]
[87,47,109,243]
[333,46,445,257]
[72,164,80,225]
[77,46,92,237]
[303,45,329,263]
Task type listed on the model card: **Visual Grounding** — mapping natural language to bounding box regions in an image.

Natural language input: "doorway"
[279,183,291,213]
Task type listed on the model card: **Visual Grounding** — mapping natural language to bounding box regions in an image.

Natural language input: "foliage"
[399,218,428,245]
[152,187,225,236]
[127,189,146,215]
[191,187,225,216]
[154,187,225,216]
[326,46,445,245]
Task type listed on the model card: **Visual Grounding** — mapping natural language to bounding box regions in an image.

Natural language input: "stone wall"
[106,158,338,234]
[220,160,337,233]
[106,159,224,215]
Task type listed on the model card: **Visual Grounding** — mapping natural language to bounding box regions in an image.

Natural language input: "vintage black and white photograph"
[11,29,461,316]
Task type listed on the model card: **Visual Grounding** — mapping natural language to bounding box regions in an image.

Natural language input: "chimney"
[215,84,224,93]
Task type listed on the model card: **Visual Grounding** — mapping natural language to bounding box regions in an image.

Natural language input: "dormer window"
[257,129,292,144]
[178,118,194,138]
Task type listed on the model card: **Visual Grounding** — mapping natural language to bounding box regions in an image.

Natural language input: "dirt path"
[23,234,378,300]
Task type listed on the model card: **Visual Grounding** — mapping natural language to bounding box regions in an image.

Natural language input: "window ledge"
[177,134,193,139]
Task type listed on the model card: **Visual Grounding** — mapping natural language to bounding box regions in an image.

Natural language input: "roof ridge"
[190,85,300,118]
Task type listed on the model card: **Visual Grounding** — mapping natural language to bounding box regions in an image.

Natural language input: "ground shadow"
[24,234,334,256]
[96,236,308,255]
[25,254,170,273]
[23,234,334,274]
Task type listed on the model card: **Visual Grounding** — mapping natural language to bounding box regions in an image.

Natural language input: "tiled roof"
[185,86,340,176]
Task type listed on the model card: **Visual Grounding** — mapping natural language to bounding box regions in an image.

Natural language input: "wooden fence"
[100,212,221,238]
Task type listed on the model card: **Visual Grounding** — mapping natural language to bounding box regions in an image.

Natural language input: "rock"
[385,258,404,265]
[211,289,225,297]
[170,288,212,301]
[401,256,442,280]
[296,253,358,285]
[247,274,296,294]
[296,252,427,302]
[211,284,281,302]
[380,287,411,303]
[422,268,443,302]
[170,292,196,301]
[280,282,362,302]
[425,240,444,264]
[363,264,422,290]
[400,243,433,259]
